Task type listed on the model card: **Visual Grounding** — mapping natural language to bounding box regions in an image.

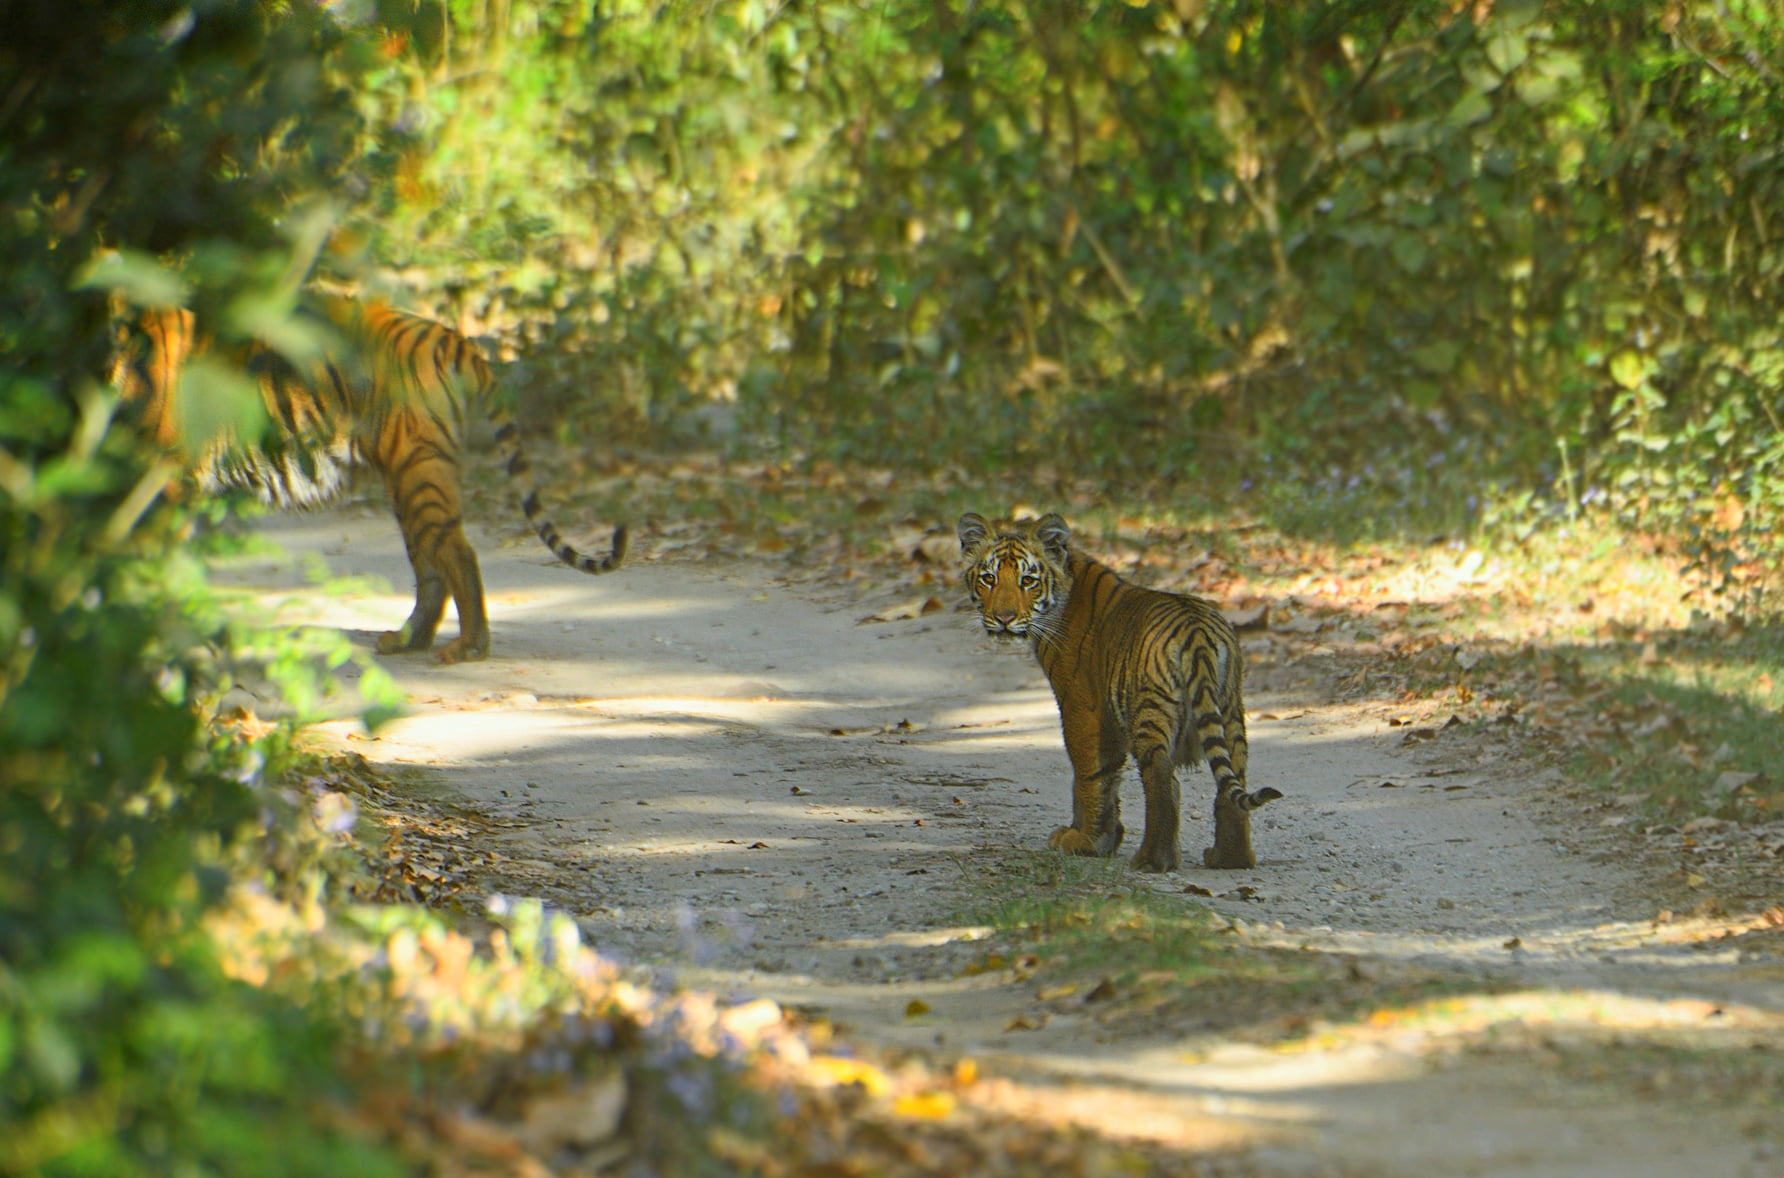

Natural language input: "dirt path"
[232,506,1784,1178]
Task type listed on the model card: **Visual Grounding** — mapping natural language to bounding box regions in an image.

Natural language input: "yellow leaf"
[893,1091,957,1120]
[904,999,930,1017]
[807,1056,892,1097]
[1610,349,1651,389]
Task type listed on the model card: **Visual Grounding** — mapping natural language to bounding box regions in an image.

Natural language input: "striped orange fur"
[114,296,625,663]
[958,512,1282,870]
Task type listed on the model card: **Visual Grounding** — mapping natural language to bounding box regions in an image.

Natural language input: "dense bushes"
[1,3,401,1172]
[366,1,1784,579]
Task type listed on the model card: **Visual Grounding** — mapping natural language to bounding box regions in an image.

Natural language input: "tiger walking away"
[957,512,1283,871]
[113,296,626,663]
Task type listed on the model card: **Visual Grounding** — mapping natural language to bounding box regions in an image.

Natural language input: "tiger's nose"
[990,607,1018,626]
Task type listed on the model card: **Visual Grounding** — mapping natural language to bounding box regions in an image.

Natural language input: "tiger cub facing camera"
[957,512,1282,871]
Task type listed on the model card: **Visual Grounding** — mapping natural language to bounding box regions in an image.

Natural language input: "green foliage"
[363,1,1784,589]
[779,0,1784,527]
[354,0,823,436]
[0,2,408,1172]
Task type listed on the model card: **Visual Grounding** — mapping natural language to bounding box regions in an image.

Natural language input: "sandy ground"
[222,504,1784,1178]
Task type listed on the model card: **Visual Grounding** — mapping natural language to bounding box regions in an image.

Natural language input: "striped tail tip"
[575,524,626,574]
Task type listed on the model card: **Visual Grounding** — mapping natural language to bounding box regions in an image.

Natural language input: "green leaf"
[74,250,185,308]
[228,293,335,366]
[1609,350,1652,390]
[174,357,269,457]
[1447,89,1493,127]
[35,456,113,498]
[1409,340,1459,375]
[1514,69,1562,105]
[22,1017,81,1093]
[1484,26,1530,76]
[1404,379,1442,409]
[1459,53,1504,94]
[1390,233,1428,274]
[35,932,149,1014]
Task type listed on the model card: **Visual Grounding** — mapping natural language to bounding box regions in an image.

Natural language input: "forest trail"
[231,505,1784,1178]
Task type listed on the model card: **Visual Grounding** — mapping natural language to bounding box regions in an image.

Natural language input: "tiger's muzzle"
[980,608,1027,637]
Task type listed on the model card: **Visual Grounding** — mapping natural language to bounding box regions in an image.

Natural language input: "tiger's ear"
[956,512,991,555]
[1033,513,1071,563]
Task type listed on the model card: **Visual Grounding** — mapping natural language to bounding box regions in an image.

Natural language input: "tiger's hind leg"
[378,529,450,655]
[1204,785,1284,869]
[1202,697,1282,869]
[1131,740,1182,873]
[373,413,490,663]
[1204,792,1250,869]
[430,528,489,664]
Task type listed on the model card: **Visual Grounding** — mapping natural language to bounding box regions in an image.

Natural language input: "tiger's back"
[958,512,1282,871]
[113,296,625,663]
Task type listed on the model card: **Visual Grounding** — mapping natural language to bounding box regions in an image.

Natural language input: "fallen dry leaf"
[516,1071,626,1153]
[1082,978,1116,1004]
[861,596,945,623]
[1224,602,1269,630]
[915,533,959,564]
[806,1056,893,1096]
[893,1090,958,1119]
[1712,771,1764,795]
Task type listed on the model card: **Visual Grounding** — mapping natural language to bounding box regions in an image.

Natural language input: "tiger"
[113,295,625,664]
[957,512,1282,871]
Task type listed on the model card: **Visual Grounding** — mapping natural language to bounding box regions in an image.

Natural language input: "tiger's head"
[956,511,1072,640]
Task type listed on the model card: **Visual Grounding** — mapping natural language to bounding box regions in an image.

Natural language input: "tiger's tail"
[492,414,626,575]
[1188,686,1276,814]
[1190,674,1282,871]
[345,298,625,577]
[1181,632,1278,815]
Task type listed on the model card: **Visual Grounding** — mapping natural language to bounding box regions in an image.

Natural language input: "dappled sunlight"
[944,977,1783,1164]
[961,1073,1312,1154]
[245,501,1784,1174]
[1242,909,1784,979]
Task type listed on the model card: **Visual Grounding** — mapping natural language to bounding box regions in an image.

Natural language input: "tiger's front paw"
[1048,826,1100,856]
[377,627,429,655]
[1130,841,1181,873]
[436,635,490,664]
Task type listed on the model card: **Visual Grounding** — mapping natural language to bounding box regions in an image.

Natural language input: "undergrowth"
[1561,627,1784,823]
[966,852,1499,1047]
